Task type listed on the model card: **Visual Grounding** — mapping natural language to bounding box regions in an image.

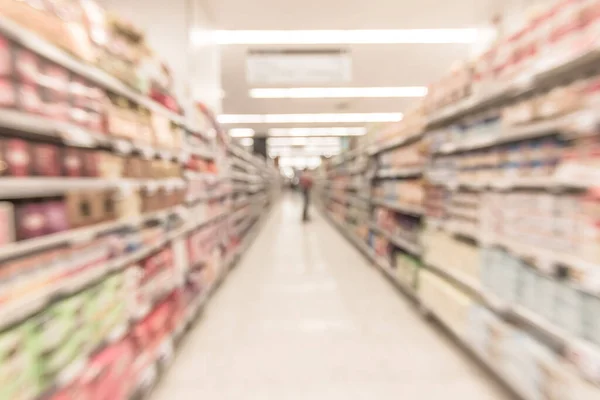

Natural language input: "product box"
[66,191,96,228]
[32,143,60,176]
[4,138,31,177]
[44,200,70,234]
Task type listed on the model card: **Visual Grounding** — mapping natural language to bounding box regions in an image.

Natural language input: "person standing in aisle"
[299,169,314,222]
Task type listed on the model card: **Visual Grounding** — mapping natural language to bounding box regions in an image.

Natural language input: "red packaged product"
[62,147,83,177]
[15,202,47,240]
[32,143,60,176]
[15,48,39,83]
[4,138,31,176]
[81,340,136,400]
[0,35,13,76]
[88,111,103,133]
[82,150,99,177]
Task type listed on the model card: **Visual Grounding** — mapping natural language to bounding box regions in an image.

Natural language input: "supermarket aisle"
[152,194,509,400]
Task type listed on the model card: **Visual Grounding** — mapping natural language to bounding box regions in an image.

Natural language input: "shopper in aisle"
[299,169,314,222]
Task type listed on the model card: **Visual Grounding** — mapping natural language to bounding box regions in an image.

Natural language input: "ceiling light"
[218,113,402,124]
[250,87,427,99]
[238,138,254,147]
[228,128,255,137]
[268,127,367,137]
[215,29,478,45]
[268,137,341,146]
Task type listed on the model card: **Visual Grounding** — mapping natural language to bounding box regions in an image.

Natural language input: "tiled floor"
[152,194,511,399]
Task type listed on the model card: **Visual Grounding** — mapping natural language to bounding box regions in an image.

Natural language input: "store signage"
[246,49,351,84]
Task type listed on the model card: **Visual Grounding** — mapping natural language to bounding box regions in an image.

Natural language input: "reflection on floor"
[152,194,510,399]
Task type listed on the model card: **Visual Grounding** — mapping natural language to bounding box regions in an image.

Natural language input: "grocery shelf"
[369,223,422,256]
[0,108,106,146]
[187,147,215,160]
[435,175,590,192]
[427,84,528,128]
[376,167,423,179]
[368,131,423,155]
[426,46,600,129]
[434,113,584,156]
[0,17,183,124]
[371,198,424,216]
[423,303,536,400]
[320,207,374,260]
[0,206,185,262]
[0,177,186,199]
[374,256,419,302]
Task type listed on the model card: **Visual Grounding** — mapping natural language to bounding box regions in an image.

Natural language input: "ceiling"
[206,0,504,155]
[205,0,501,30]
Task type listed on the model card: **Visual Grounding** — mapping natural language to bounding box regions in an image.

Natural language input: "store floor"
[152,194,510,400]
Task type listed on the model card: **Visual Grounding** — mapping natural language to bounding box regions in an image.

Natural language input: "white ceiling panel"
[206,0,501,30]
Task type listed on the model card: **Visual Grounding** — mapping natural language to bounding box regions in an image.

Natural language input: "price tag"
[138,363,157,391]
[157,150,170,160]
[571,110,597,136]
[158,338,174,365]
[113,139,133,155]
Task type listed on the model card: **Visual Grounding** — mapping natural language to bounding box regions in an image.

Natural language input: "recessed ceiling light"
[218,113,402,124]
[238,138,254,147]
[215,29,479,45]
[250,87,428,99]
[228,128,255,137]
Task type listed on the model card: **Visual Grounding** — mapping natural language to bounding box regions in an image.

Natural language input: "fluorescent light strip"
[268,137,341,146]
[250,87,427,99]
[269,127,367,137]
[228,128,255,137]
[215,29,478,45]
[218,113,402,124]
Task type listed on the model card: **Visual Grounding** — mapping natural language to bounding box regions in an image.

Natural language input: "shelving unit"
[0,10,279,400]
[318,4,600,398]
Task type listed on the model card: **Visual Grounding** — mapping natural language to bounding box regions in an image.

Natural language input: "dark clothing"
[302,188,311,221]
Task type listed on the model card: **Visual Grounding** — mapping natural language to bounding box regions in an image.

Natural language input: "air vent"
[246,49,351,85]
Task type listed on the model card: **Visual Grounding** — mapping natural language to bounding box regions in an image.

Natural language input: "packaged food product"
[44,200,70,234]
[96,152,123,179]
[16,202,48,240]
[81,149,100,177]
[4,138,31,176]
[32,143,60,176]
[66,191,94,228]
[62,147,83,177]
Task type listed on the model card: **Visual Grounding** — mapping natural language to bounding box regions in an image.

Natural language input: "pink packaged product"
[44,201,70,234]
[39,62,69,120]
[15,202,47,241]
[32,143,60,177]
